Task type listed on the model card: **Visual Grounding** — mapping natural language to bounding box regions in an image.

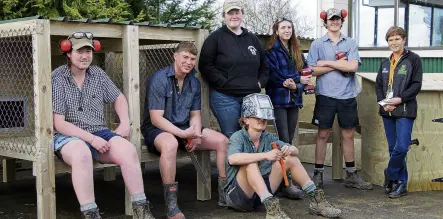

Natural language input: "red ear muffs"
[59,39,101,53]
[92,39,101,52]
[320,10,327,21]
[59,39,72,53]
[320,9,348,21]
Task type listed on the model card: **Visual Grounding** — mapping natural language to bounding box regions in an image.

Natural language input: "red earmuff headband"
[320,9,348,21]
[59,38,101,53]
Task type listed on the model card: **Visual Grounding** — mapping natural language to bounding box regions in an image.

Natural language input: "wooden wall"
[358,73,443,192]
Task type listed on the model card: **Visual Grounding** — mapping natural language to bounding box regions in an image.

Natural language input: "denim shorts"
[225,177,272,211]
[54,129,120,160]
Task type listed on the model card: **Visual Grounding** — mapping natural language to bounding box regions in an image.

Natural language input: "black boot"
[389,181,407,199]
[81,208,101,219]
[383,168,394,194]
[163,183,185,219]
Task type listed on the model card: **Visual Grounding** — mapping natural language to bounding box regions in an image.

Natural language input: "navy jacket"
[265,39,307,108]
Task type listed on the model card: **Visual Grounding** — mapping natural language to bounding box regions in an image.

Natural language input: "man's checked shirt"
[52,65,121,134]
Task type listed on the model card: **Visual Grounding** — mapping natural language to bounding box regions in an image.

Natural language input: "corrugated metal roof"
[0,15,204,29]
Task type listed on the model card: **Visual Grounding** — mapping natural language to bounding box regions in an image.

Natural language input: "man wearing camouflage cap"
[224,93,341,218]
[307,8,373,191]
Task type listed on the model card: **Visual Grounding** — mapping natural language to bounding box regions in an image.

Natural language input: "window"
[432,8,443,46]
[377,8,405,46]
[359,4,375,46]
[408,4,432,47]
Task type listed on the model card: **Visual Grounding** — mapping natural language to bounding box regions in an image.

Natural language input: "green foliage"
[0,0,216,29]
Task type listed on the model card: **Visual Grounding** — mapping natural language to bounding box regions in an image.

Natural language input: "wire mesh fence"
[0,26,38,160]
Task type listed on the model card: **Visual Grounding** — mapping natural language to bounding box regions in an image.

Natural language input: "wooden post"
[33,19,56,219]
[122,25,140,215]
[195,29,211,201]
[2,158,16,182]
[332,116,343,179]
[104,166,116,181]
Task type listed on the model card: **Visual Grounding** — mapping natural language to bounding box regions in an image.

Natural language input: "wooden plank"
[195,29,211,201]
[104,166,117,181]
[332,117,343,179]
[2,158,16,182]
[358,77,443,192]
[33,20,56,219]
[139,26,196,42]
[122,25,140,216]
[54,158,116,173]
[50,22,123,38]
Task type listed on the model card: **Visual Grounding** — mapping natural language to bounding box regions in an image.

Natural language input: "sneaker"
[345,171,373,190]
[263,197,291,219]
[280,180,304,200]
[132,201,155,219]
[309,189,341,218]
[313,169,324,189]
[81,208,102,219]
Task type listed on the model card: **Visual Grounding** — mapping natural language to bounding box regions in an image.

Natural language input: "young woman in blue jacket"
[265,18,312,198]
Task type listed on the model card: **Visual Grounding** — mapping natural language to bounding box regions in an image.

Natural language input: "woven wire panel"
[0,27,37,160]
[102,52,124,129]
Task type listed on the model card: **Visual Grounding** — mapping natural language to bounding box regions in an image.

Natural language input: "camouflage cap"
[223,0,243,13]
[241,93,275,120]
[326,8,342,19]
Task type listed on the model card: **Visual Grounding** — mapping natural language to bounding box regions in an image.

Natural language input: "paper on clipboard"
[379,92,393,106]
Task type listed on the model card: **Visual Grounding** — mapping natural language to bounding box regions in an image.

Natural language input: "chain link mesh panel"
[298,77,317,125]
[0,26,37,160]
[139,43,178,123]
[102,52,123,129]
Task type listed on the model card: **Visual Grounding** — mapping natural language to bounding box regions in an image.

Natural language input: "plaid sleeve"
[191,79,201,111]
[52,77,66,115]
[147,74,167,110]
[102,72,122,103]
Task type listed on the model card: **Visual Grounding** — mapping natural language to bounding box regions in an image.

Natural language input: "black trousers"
[274,107,299,144]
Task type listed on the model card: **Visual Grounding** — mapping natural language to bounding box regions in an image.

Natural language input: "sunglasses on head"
[69,32,93,39]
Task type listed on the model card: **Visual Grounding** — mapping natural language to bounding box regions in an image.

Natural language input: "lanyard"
[388,54,402,89]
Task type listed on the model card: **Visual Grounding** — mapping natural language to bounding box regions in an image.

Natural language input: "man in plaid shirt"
[52,32,154,219]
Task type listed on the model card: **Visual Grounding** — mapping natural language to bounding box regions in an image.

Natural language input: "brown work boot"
[132,201,155,219]
[263,197,291,219]
[163,183,185,219]
[309,189,341,218]
[345,171,374,190]
[218,177,228,207]
[81,208,102,219]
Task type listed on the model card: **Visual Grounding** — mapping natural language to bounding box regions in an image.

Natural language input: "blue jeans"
[209,89,244,138]
[382,117,414,183]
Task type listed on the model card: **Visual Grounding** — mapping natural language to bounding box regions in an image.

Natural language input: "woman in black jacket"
[375,26,422,199]
[198,0,269,139]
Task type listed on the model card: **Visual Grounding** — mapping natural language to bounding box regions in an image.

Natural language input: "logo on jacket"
[248,46,257,55]
[382,68,388,74]
[397,65,407,75]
